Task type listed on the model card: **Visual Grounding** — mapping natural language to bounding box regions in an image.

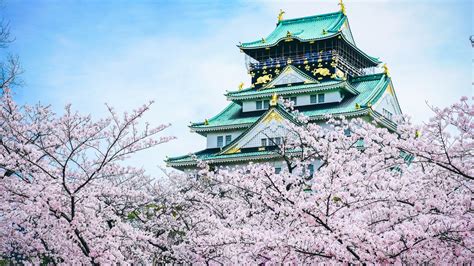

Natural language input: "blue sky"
[3,0,473,175]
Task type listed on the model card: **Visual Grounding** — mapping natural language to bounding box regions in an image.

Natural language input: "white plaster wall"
[184,159,320,175]
[295,91,342,107]
[206,130,244,149]
[241,124,290,149]
[374,92,400,121]
[242,101,260,112]
[229,119,330,150]
[215,160,288,172]
[241,91,343,112]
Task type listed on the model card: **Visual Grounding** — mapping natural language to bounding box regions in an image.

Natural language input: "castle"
[167,2,402,172]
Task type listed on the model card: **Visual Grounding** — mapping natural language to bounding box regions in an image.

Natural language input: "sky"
[2,0,473,176]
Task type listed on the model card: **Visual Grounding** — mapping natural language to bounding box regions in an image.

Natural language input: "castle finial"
[415,130,422,138]
[382,63,390,77]
[238,82,244,90]
[277,9,285,23]
[338,0,346,15]
[270,93,278,106]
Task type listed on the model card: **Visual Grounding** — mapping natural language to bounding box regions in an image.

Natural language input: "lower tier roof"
[167,107,398,170]
[166,146,291,170]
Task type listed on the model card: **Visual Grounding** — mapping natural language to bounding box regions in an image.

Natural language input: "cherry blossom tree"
[1,81,471,264]
[0,88,175,264]
[166,97,473,264]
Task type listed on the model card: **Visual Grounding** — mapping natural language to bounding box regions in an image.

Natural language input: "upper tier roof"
[239,11,354,49]
[190,73,392,133]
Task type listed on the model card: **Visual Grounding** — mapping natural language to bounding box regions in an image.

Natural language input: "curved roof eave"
[189,102,240,128]
[238,32,380,66]
[226,81,359,101]
[338,33,381,65]
[238,32,339,50]
[190,123,253,132]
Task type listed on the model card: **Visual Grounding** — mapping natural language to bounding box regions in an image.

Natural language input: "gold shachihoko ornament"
[270,93,278,106]
[277,9,285,23]
[338,0,346,15]
[255,74,273,84]
[382,63,390,77]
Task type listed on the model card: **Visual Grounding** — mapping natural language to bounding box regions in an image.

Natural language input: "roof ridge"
[328,14,346,32]
[363,75,389,104]
[260,64,319,90]
[288,64,319,82]
[190,102,238,127]
[280,11,343,24]
[227,80,347,99]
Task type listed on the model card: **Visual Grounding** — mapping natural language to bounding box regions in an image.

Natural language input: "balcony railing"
[245,50,379,77]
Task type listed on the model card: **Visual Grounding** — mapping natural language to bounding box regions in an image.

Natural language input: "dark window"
[256,101,262,110]
[309,164,314,176]
[217,136,224,147]
[383,108,393,120]
[318,93,325,103]
[225,135,232,145]
[344,128,351,136]
[290,97,297,105]
[310,95,317,104]
[261,138,267,147]
[263,100,270,109]
[275,167,282,174]
[268,138,275,146]
[275,137,282,145]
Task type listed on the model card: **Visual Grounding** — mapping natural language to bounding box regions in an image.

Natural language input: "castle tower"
[167,4,402,171]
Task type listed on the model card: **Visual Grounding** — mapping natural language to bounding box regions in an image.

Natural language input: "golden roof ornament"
[270,93,278,106]
[382,63,390,77]
[415,130,422,138]
[286,31,292,38]
[238,82,244,90]
[261,37,266,43]
[338,0,346,15]
[277,9,285,23]
[204,119,209,125]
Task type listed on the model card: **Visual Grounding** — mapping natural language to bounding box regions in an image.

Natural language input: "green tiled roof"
[191,73,390,133]
[238,11,380,65]
[240,11,350,49]
[191,102,258,132]
[167,148,279,166]
[166,147,303,169]
[304,74,390,119]
[226,80,359,101]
